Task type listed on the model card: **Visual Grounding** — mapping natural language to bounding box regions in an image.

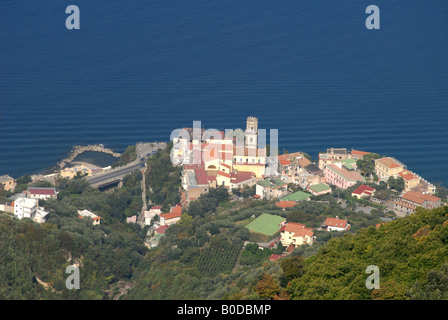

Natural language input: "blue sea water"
[1,1,447,185]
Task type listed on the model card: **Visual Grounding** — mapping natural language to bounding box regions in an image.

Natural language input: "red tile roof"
[156,225,168,234]
[194,166,209,185]
[401,191,440,204]
[323,217,348,228]
[231,171,253,184]
[160,211,181,220]
[352,184,375,196]
[217,171,231,178]
[351,150,371,156]
[28,188,56,195]
[160,206,182,220]
[278,154,291,166]
[375,157,405,169]
[269,254,284,261]
[398,170,419,181]
[283,222,314,238]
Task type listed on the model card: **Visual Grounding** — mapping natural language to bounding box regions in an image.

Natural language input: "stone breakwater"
[43,145,122,174]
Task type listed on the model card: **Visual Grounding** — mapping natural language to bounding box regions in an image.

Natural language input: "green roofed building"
[340,159,356,170]
[245,213,286,236]
[281,191,311,202]
[307,183,332,196]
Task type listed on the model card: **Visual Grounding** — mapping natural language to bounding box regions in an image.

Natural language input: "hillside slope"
[287,205,448,299]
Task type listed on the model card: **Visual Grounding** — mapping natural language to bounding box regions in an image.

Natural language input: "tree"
[241,185,256,198]
[255,274,281,300]
[188,200,204,217]
[388,176,404,192]
[280,256,304,283]
[16,174,32,184]
[178,213,193,227]
[435,184,448,202]
[356,153,380,177]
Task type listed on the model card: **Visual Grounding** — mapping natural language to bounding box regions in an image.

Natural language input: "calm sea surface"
[1,1,447,184]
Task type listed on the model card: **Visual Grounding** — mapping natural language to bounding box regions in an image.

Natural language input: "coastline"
[41,144,121,175]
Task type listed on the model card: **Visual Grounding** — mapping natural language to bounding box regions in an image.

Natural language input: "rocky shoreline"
[42,144,121,175]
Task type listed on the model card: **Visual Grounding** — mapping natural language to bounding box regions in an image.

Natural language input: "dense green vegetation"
[0,170,148,299]
[285,205,448,299]
[388,176,405,192]
[356,153,380,178]
[145,143,182,211]
[112,145,137,168]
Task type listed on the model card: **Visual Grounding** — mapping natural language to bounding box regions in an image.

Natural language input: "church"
[178,117,267,203]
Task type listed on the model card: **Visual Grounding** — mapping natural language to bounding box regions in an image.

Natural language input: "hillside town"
[0,117,445,260]
[143,117,444,256]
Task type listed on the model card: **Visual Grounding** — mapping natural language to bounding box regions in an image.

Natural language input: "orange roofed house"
[350,149,372,162]
[321,217,349,231]
[397,170,420,191]
[393,191,441,215]
[159,205,183,226]
[280,222,314,247]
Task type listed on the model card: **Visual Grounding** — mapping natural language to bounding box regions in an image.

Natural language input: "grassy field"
[245,213,285,236]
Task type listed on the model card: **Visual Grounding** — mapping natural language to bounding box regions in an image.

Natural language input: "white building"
[14,197,48,223]
[27,187,57,200]
[14,197,38,220]
[144,205,162,226]
[78,209,101,225]
[34,209,49,224]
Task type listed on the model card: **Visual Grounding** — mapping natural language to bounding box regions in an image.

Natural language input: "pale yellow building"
[374,157,406,181]
[0,175,16,192]
[280,222,314,247]
[397,170,420,191]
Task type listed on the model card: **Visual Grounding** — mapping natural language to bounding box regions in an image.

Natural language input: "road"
[87,161,144,187]
[87,141,167,188]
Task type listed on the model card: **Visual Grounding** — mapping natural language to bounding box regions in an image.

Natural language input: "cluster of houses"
[277,146,441,215]
[0,187,57,224]
[165,117,445,255]
[171,117,335,207]
[143,204,184,247]
[244,212,350,262]
[0,185,104,226]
